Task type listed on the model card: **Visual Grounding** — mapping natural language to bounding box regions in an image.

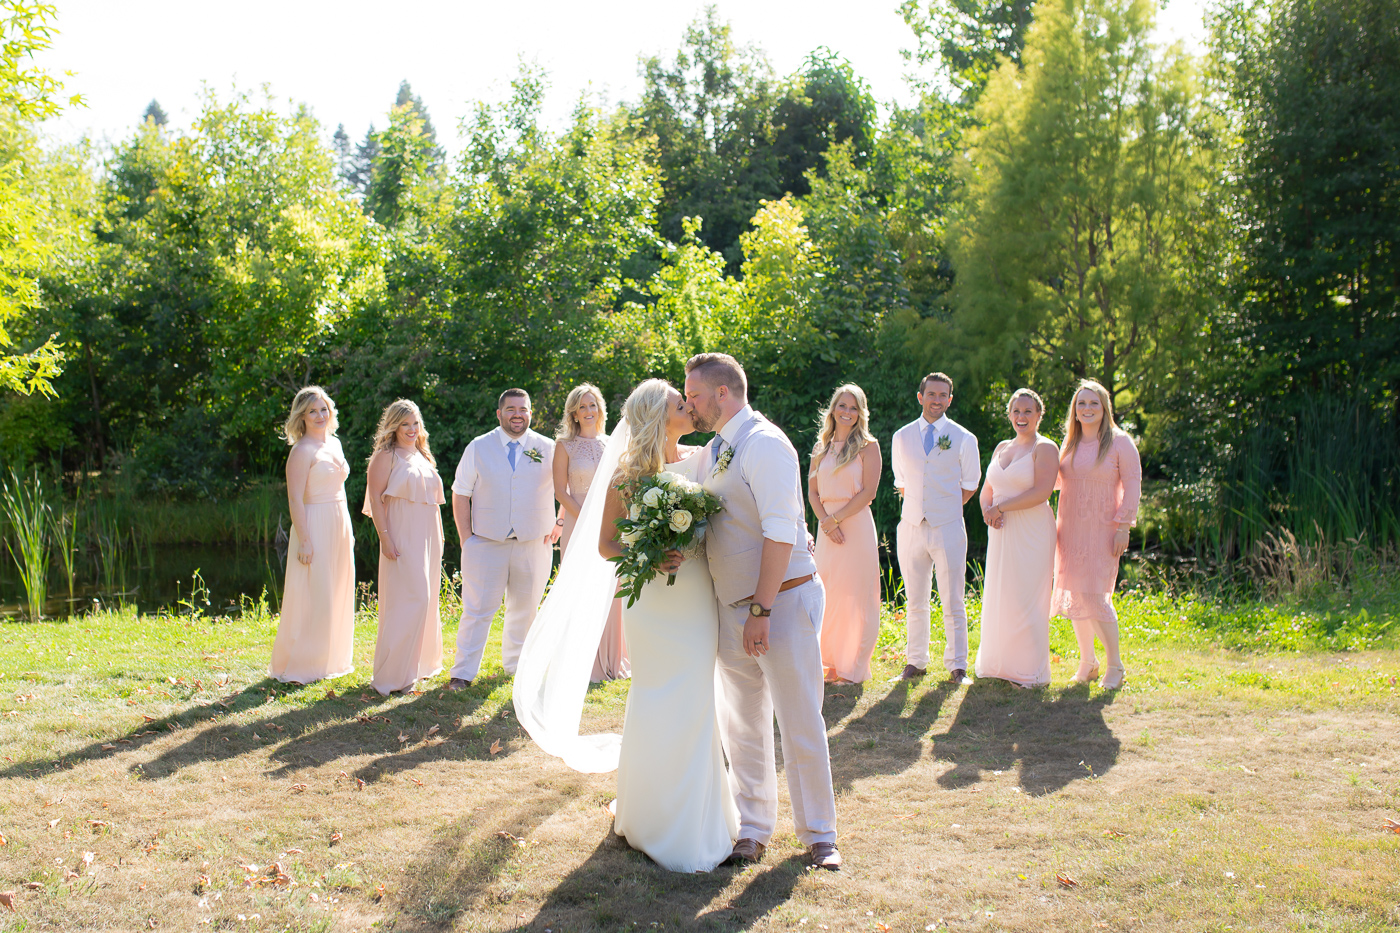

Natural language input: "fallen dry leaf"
[62,869,78,883]
[329,832,342,846]
[21,882,41,891]
[290,783,308,793]
[1383,818,1400,834]
[44,796,64,808]
[356,778,365,790]
[338,770,348,779]
[47,818,59,829]
[87,820,109,831]
[1238,765,1256,775]
[397,732,408,744]
[0,892,14,912]
[489,738,503,756]
[195,874,210,891]
[373,882,385,901]
[1102,829,1128,838]
[0,832,5,845]
[101,744,116,751]
[877,924,891,933]
[411,777,424,787]
[1056,873,1080,888]
[427,724,440,736]
[142,715,156,722]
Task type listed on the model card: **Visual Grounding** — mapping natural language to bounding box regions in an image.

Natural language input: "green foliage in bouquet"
[610,470,724,607]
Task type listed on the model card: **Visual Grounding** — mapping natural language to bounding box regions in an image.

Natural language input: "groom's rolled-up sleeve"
[452,441,479,497]
[959,432,981,490]
[742,434,804,545]
[891,428,907,490]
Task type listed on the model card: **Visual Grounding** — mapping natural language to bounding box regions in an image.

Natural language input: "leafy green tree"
[948,0,1212,413]
[142,99,167,126]
[771,50,879,199]
[1223,0,1400,403]
[393,80,444,167]
[0,1,81,398]
[363,101,441,228]
[901,0,1035,102]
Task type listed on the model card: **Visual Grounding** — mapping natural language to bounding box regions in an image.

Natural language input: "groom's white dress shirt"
[450,426,556,680]
[702,405,836,848]
[891,414,981,672]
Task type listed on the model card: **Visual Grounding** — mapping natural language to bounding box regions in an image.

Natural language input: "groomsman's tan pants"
[451,535,551,682]
[715,579,837,847]
[897,518,969,672]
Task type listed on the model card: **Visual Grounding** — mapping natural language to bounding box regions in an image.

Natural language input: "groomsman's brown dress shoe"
[446,678,471,691]
[724,838,765,865]
[900,664,926,680]
[948,669,972,685]
[807,842,842,870]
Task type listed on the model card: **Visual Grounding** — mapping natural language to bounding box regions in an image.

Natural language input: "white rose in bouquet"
[629,503,642,520]
[668,509,693,532]
[620,527,644,545]
[642,486,666,507]
[656,471,682,486]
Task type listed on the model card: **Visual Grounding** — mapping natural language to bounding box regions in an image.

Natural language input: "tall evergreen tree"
[141,99,167,126]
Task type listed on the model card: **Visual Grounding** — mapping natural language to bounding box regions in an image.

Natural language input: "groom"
[448,388,561,689]
[685,352,841,871]
[891,372,981,683]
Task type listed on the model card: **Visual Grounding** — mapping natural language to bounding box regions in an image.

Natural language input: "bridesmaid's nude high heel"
[1070,663,1100,684]
[1099,665,1126,690]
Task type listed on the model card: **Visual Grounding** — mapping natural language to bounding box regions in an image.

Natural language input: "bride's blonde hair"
[615,379,673,497]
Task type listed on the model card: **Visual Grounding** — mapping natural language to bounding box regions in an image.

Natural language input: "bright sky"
[37,0,1211,155]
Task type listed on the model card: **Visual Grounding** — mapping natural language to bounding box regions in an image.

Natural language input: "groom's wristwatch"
[749,602,771,618]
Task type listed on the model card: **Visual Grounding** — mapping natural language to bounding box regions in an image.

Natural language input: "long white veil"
[511,419,629,773]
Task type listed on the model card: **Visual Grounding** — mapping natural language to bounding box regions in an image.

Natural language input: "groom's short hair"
[498,388,531,408]
[685,353,748,399]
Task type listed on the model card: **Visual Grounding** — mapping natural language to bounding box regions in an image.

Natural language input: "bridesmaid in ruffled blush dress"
[807,385,882,684]
[975,389,1058,688]
[364,400,446,695]
[553,383,628,681]
[1052,380,1142,690]
[270,387,356,685]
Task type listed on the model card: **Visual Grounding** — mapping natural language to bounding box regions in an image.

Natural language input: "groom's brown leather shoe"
[901,664,926,680]
[807,841,842,870]
[948,669,972,685]
[446,678,471,692]
[724,838,765,865]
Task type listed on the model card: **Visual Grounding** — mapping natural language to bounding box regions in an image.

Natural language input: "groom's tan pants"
[716,578,837,847]
[451,534,551,681]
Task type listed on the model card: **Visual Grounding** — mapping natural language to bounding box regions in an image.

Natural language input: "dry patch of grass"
[0,600,1396,932]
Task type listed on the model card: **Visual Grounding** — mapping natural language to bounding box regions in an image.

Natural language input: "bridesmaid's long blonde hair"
[810,384,875,474]
[283,386,339,445]
[555,383,608,442]
[1060,379,1118,466]
[615,379,672,497]
[372,399,436,466]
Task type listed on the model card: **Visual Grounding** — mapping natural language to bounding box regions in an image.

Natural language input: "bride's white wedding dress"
[513,429,737,873]
[612,452,739,872]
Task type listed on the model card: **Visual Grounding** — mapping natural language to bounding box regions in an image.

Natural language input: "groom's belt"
[778,573,815,593]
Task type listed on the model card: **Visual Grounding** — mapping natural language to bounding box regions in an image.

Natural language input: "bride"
[513,379,738,873]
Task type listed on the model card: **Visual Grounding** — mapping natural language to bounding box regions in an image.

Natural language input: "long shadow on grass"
[0,676,304,780]
[126,676,516,781]
[828,678,957,792]
[528,837,808,932]
[932,681,1120,796]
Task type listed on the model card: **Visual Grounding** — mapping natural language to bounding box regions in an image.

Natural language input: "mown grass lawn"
[0,588,1396,933]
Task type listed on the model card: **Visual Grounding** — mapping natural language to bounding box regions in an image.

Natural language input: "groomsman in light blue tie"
[890,372,982,684]
[448,389,560,689]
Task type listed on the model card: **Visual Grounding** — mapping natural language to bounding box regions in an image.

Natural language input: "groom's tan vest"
[896,417,973,529]
[702,412,818,607]
[471,429,556,542]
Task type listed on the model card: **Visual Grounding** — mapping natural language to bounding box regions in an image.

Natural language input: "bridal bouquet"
[610,471,723,608]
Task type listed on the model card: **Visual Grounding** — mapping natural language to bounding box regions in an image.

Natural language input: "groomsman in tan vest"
[891,372,982,684]
[448,389,561,688]
[686,352,842,871]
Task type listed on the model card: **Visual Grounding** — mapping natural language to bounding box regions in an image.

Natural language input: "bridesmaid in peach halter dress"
[975,389,1059,687]
[270,387,356,685]
[807,385,882,684]
[1052,380,1142,690]
[553,384,628,681]
[364,400,446,695]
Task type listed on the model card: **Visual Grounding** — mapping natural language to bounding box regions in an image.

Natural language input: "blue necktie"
[508,440,519,471]
[711,435,724,461]
[923,424,936,455]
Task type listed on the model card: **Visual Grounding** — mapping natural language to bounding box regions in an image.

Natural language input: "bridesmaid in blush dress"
[270,387,356,685]
[807,384,882,684]
[553,383,628,681]
[1052,379,1142,690]
[974,389,1059,688]
[364,400,446,695]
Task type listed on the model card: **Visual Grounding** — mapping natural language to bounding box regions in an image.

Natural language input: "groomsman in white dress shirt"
[891,372,982,684]
[447,389,561,689]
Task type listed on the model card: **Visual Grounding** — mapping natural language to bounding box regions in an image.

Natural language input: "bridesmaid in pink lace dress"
[807,384,882,684]
[1052,380,1142,689]
[364,400,446,695]
[553,383,628,681]
[975,389,1058,687]
[270,387,356,685]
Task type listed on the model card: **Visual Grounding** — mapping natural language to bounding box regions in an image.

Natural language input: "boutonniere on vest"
[523,447,543,463]
[713,447,735,475]
[936,434,952,453]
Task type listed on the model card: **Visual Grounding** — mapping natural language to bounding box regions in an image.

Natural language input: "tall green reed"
[1,470,52,620]
[55,508,80,600]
